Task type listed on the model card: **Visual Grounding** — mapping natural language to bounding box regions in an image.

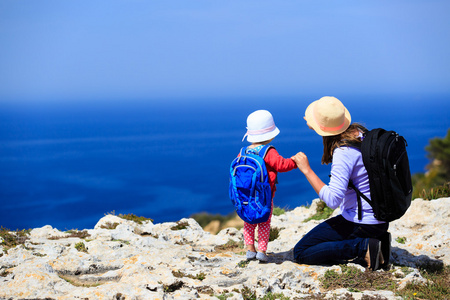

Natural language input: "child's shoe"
[246,251,257,260]
[256,252,269,262]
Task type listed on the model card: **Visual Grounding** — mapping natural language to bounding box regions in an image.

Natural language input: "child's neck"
[248,142,268,148]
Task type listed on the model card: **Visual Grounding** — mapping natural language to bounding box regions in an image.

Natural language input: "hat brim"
[304,100,351,136]
[245,127,280,143]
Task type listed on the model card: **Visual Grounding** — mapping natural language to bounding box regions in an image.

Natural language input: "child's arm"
[264,148,297,172]
[291,152,326,196]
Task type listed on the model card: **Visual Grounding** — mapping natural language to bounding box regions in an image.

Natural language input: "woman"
[291,96,391,271]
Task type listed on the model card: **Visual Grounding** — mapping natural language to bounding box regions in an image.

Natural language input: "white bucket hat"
[304,96,351,136]
[242,110,280,143]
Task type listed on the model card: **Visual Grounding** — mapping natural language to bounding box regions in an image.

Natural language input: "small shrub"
[192,272,206,281]
[0,227,30,251]
[269,227,280,242]
[215,239,244,252]
[420,183,450,200]
[118,213,153,224]
[216,292,234,300]
[106,211,153,224]
[398,265,450,300]
[320,265,396,291]
[1,269,11,277]
[272,206,286,216]
[304,201,334,222]
[196,286,215,296]
[395,236,407,244]
[100,222,120,230]
[49,229,91,240]
[171,221,189,230]
[163,280,184,293]
[172,270,184,278]
[172,269,206,281]
[239,286,257,300]
[66,230,91,239]
[74,242,88,253]
[260,292,290,300]
[237,260,250,268]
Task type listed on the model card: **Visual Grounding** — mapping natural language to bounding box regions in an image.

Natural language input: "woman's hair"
[321,123,367,165]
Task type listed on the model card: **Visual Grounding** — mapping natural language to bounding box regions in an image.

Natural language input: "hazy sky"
[1,1,449,103]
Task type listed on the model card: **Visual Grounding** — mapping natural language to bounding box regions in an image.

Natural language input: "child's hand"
[291,152,311,175]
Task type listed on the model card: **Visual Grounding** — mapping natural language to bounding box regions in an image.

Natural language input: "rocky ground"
[0,197,449,300]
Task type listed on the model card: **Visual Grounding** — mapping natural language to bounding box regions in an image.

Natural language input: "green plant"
[237,260,250,268]
[400,266,413,276]
[66,230,91,239]
[272,206,286,216]
[100,222,120,230]
[172,270,206,281]
[419,183,450,200]
[215,239,244,252]
[240,286,257,300]
[260,292,290,300]
[412,129,450,199]
[106,211,153,224]
[193,272,206,281]
[268,227,280,242]
[163,281,184,293]
[397,266,450,300]
[49,229,91,240]
[74,241,88,253]
[216,292,234,300]
[321,265,395,292]
[396,236,407,244]
[118,213,153,224]
[171,221,189,230]
[304,200,334,222]
[0,227,30,251]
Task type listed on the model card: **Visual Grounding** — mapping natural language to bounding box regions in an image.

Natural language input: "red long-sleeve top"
[239,146,297,198]
[263,148,297,197]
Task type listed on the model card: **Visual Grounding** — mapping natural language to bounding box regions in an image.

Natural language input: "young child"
[241,110,297,262]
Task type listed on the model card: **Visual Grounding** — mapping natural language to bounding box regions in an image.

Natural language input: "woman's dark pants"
[293,215,388,265]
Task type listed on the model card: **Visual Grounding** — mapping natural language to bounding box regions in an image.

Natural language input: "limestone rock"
[0,197,448,299]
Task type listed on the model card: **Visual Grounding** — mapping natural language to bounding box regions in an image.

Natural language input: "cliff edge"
[1,197,449,299]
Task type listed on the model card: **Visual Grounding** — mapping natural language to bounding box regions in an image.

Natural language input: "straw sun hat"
[304,96,351,136]
[242,110,280,143]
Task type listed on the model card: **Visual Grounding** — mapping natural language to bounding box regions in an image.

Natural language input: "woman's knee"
[293,240,306,263]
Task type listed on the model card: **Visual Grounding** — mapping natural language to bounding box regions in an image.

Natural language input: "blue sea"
[1,94,449,230]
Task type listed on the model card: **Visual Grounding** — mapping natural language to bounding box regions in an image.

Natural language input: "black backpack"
[349,128,413,222]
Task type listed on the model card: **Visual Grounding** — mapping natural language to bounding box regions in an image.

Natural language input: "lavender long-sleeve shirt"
[318,146,385,225]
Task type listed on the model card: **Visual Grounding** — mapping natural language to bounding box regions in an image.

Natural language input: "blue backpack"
[229,145,273,224]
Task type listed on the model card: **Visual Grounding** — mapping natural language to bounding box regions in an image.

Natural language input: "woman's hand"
[291,152,311,175]
[291,151,325,195]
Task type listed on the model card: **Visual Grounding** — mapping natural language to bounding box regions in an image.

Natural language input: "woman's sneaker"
[246,251,257,260]
[366,238,382,271]
[256,252,269,262]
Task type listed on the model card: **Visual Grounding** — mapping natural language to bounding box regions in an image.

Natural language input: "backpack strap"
[259,144,274,159]
[349,180,373,220]
[243,144,274,158]
[239,147,248,156]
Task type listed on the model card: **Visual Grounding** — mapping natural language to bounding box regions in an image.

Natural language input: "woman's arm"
[291,152,325,195]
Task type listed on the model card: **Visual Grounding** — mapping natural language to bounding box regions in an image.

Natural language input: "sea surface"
[1,95,449,230]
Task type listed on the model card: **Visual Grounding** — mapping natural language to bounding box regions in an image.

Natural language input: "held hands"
[291,152,311,175]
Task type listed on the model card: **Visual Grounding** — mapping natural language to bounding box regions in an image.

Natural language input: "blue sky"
[1,1,449,104]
